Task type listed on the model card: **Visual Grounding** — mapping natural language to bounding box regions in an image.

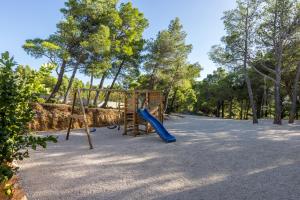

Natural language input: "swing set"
[66,88,164,149]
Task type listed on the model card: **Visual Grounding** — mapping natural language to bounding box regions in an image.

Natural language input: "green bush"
[0,52,57,196]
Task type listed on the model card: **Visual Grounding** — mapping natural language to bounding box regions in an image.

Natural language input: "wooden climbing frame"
[66,88,164,149]
[123,90,164,137]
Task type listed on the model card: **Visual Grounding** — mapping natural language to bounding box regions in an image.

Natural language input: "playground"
[1,1,299,199]
[19,116,300,200]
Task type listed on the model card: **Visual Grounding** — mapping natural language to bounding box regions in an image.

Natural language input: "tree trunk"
[267,98,272,118]
[47,60,67,102]
[262,76,268,118]
[193,97,201,113]
[272,0,282,125]
[101,61,125,108]
[216,100,221,118]
[163,85,174,113]
[244,72,258,123]
[149,66,158,90]
[260,99,264,118]
[243,5,258,124]
[273,53,283,125]
[229,98,233,119]
[240,100,244,120]
[169,88,178,113]
[164,64,181,113]
[245,101,250,120]
[281,96,286,119]
[164,90,171,113]
[93,73,107,106]
[221,101,225,118]
[86,72,94,106]
[256,95,262,119]
[289,62,300,123]
[63,64,79,104]
[265,100,269,118]
[274,77,282,124]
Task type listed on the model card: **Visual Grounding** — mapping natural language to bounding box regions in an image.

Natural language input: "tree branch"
[255,61,276,74]
[251,65,276,82]
[251,65,286,87]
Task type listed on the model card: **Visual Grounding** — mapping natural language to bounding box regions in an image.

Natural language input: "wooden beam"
[79,88,162,94]
[160,94,164,124]
[78,89,94,149]
[145,91,149,134]
[133,91,138,136]
[123,93,128,135]
[66,91,77,140]
[79,88,128,93]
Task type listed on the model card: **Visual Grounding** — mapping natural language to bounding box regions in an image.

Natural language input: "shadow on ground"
[19,116,300,200]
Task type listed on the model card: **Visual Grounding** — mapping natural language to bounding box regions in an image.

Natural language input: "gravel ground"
[19,116,300,200]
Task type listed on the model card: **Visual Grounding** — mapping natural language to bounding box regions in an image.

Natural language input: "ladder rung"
[139,123,148,126]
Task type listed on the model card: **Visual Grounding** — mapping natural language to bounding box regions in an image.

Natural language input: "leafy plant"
[0,52,57,196]
[16,63,56,100]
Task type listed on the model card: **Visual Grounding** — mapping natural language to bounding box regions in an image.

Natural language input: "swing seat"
[107,125,118,129]
[90,128,97,132]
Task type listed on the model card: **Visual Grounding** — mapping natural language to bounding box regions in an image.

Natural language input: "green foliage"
[16,63,56,99]
[143,18,201,112]
[145,18,195,90]
[109,2,148,81]
[174,87,197,112]
[60,0,116,72]
[193,68,249,117]
[23,38,68,63]
[210,0,261,69]
[0,52,57,195]
[18,0,299,121]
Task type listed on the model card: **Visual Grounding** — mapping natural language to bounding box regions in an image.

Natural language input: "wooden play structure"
[124,90,164,136]
[66,88,164,149]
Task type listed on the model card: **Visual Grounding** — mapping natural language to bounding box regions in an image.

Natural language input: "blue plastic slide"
[138,109,176,143]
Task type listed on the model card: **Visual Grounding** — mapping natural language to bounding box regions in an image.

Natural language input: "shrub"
[0,52,57,197]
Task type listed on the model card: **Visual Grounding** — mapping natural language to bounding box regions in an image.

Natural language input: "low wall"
[29,103,121,131]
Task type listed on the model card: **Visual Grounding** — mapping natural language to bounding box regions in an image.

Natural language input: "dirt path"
[19,116,300,200]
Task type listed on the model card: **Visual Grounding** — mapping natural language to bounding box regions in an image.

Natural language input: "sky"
[0,0,236,83]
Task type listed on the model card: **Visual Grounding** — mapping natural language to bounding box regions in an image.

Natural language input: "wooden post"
[123,92,128,135]
[66,91,77,140]
[78,89,93,149]
[160,93,164,124]
[146,90,149,108]
[133,91,138,136]
[145,91,149,134]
